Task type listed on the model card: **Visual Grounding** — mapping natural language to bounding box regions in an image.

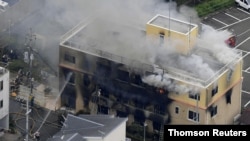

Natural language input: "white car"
[235,0,250,12]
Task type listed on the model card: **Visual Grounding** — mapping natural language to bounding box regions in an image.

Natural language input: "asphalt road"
[9,97,61,141]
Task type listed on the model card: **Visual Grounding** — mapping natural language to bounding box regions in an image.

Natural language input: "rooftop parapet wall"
[146,14,199,54]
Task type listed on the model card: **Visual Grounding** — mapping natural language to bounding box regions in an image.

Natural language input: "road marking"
[235,36,250,49]
[237,8,250,15]
[244,100,250,107]
[242,90,250,95]
[242,70,250,73]
[217,13,250,30]
[225,13,241,21]
[246,67,250,72]
[237,28,250,37]
[212,18,228,26]
[242,51,249,59]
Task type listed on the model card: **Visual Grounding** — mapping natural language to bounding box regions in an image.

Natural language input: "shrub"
[195,0,235,17]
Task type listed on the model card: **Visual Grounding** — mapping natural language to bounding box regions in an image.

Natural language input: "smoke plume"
[9,0,238,93]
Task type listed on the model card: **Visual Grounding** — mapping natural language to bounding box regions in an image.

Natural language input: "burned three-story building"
[58,13,243,133]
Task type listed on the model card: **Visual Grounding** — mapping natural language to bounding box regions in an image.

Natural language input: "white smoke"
[197,24,238,65]
[142,71,200,94]
[37,0,237,94]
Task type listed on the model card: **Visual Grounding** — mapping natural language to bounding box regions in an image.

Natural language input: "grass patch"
[195,0,235,17]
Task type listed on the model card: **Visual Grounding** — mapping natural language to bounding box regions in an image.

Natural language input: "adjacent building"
[58,13,243,136]
[47,114,128,141]
[0,66,9,130]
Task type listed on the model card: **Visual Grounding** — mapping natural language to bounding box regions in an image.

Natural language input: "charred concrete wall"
[59,46,172,131]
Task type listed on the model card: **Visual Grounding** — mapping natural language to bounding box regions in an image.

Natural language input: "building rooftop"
[48,114,127,141]
[147,14,197,34]
[60,15,242,88]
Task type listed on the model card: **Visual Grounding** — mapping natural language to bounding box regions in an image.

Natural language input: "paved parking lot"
[202,6,250,109]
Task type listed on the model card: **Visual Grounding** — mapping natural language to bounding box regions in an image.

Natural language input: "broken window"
[64,53,75,64]
[62,68,75,84]
[96,62,111,77]
[130,73,142,85]
[209,105,217,117]
[117,69,130,82]
[189,92,200,101]
[212,85,218,97]
[98,105,109,114]
[226,88,232,104]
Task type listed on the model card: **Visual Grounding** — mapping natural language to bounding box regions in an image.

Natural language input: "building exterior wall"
[58,15,243,134]
[0,67,9,129]
[59,44,242,127]
[103,122,127,141]
[59,45,171,131]
[146,20,198,54]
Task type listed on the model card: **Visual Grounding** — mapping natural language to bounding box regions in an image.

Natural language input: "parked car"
[225,34,236,48]
[235,0,250,12]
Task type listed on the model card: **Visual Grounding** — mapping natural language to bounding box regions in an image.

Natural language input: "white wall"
[103,121,127,141]
[0,68,9,129]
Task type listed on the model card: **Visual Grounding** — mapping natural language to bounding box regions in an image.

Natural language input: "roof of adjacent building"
[47,114,128,141]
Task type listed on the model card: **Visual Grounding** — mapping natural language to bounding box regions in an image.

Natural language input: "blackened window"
[189,92,200,101]
[69,73,75,84]
[226,88,232,104]
[117,69,129,82]
[154,104,165,115]
[96,62,111,77]
[159,32,165,45]
[64,54,75,64]
[210,106,217,117]
[175,107,179,114]
[83,74,90,86]
[227,69,233,82]
[130,74,142,85]
[134,109,145,124]
[0,100,2,108]
[153,121,161,131]
[116,110,128,118]
[62,69,75,84]
[61,85,76,109]
[212,85,218,97]
[188,110,199,122]
[97,105,109,114]
[0,80,3,90]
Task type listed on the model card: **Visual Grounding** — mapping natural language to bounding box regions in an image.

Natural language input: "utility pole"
[143,122,147,141]
[25,28,36,141]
